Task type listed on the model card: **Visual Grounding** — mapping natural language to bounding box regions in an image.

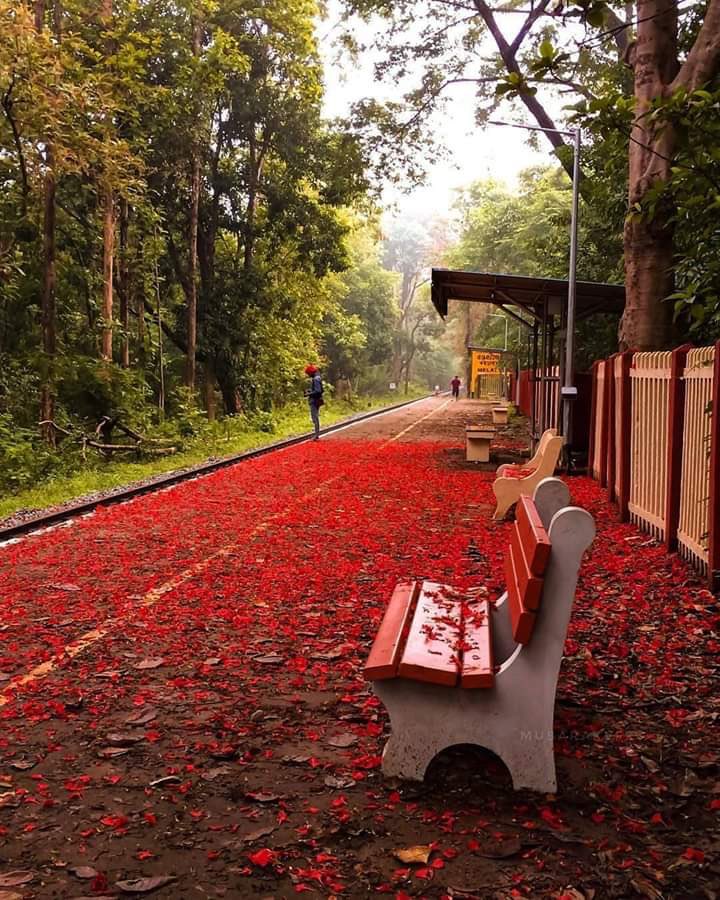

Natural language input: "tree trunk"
[619,0,679,351]
[218,374,241,415]
[243,131,264,273]
[185,12,202,391]
[101,184,115,360]
[100,0,114,361]
[40,145,57,444]
[134,241,146,369]
[118,197,130,368]
[35,0,57,445]
[203,362,216,420]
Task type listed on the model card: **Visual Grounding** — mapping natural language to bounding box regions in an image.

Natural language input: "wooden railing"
[628,351,672,539]
[588,341,720,591]
[590,359,607,483]
[677,346,715,572]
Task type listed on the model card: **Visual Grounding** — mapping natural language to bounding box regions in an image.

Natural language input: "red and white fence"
[588,341,720,590]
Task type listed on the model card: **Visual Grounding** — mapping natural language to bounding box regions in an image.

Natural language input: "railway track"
[0,395,431,543]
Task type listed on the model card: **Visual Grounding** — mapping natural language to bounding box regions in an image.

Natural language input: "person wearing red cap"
[304,364,324,439]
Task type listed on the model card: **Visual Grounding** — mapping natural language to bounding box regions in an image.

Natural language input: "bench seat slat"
[460,598,494,688]
[516,495,551,575]
[510,525,544,611]
[504,547,536,645]
[398,582,460,687]
[364,581,419,681]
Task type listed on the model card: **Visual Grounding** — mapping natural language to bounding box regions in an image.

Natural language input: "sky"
[317,1,569,219]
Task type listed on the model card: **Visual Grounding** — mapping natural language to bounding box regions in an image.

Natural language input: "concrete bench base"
[465,426,495,462]
[492,407,509,425]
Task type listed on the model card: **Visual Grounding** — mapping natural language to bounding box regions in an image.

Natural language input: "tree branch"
[1,75,29,213]
[510,0,551,56]
[399,76,498,135]
[671,0,720,92]
[473,0,586,191]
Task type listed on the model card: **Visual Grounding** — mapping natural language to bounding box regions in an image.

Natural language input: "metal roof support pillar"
[540,297,548,437]
[530,322,538,445]
[561,128,582,449]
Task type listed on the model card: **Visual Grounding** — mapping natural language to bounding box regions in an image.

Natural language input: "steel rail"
[0,395,432,543]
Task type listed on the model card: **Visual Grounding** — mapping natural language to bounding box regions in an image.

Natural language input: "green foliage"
[0,413,65,492]
[449,166,622,368]
[322,215,398,386]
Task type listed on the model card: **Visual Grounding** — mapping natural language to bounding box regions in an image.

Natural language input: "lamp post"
[487,121,581,446]
[489,311,509,350]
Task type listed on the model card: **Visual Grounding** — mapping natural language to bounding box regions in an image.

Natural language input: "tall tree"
[100,0,114,362]
[185,7,202,391]
[622,0,720,348]
[35,0,58,442]
[341,0,720,350]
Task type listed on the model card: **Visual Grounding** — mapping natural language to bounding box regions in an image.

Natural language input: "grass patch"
[0,391,426,521]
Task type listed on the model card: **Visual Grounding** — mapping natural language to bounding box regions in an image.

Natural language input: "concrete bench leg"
[374,679,559,792]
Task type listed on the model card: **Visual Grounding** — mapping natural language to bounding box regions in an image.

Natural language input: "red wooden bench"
[493,428,564,519]
[363,477,595,793]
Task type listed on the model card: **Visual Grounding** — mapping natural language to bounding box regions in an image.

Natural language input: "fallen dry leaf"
[124,708,158,726]
[0,873,34,888]
[134,658,164,670]
[239,825,276,844]
[327,733,357,748]
[70,867,99,880]
[97,747,130,759]
[115,875,177,893]
[477,837,522,859]
[393,845,432,865]
[106,733,144,746]
[245,791,281,804]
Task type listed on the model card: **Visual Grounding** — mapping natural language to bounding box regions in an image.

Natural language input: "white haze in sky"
[318,1,573,219]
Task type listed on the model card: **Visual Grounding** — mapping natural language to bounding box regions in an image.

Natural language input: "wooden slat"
[678,346,715,573]
[509,525,543,610]
[504,548,535,645]
[515,496,551,575]
[460,598,494,688]
[397,582,461,686]
[364,581,419,681]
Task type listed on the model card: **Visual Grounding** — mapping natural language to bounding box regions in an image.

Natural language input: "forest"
[2,0,720,501]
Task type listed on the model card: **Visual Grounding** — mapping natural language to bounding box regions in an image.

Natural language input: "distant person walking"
[450,375,461,400]
[305,364,324,440]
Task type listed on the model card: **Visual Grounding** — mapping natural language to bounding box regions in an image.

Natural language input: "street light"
[489,311,508,350]
[487,120,581,445]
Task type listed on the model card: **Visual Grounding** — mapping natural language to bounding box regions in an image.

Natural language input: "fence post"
[708,340,720,592]
[664,343,692,552]
[606,353,618,500]
[588,361,599,476]
[599,359,610,487]
[616,351,633,521]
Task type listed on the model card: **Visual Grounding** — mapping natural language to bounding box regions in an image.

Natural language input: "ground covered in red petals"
[1,417,719,898]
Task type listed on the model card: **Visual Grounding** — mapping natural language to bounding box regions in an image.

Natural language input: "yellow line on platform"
[385,397,452,443]
[0,396,450,705]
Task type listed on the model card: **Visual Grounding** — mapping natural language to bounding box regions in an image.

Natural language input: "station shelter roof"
[431,269,625,322]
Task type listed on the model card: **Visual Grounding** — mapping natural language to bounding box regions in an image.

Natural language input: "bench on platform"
[465,425,495,462]
[364,477,595,793]
[492,428,564,520]
[492,406,508,425]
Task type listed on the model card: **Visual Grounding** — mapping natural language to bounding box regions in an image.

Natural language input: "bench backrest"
[525,428,555,468]
[504,494,552,644]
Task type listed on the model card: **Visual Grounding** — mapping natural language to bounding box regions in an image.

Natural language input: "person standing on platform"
[304,364,324,440]
[450,375,461,400]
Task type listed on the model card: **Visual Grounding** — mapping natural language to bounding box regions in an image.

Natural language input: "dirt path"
[0,401,717,898]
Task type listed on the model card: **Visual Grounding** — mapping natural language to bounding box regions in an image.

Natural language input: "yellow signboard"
[470,350,501,383]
